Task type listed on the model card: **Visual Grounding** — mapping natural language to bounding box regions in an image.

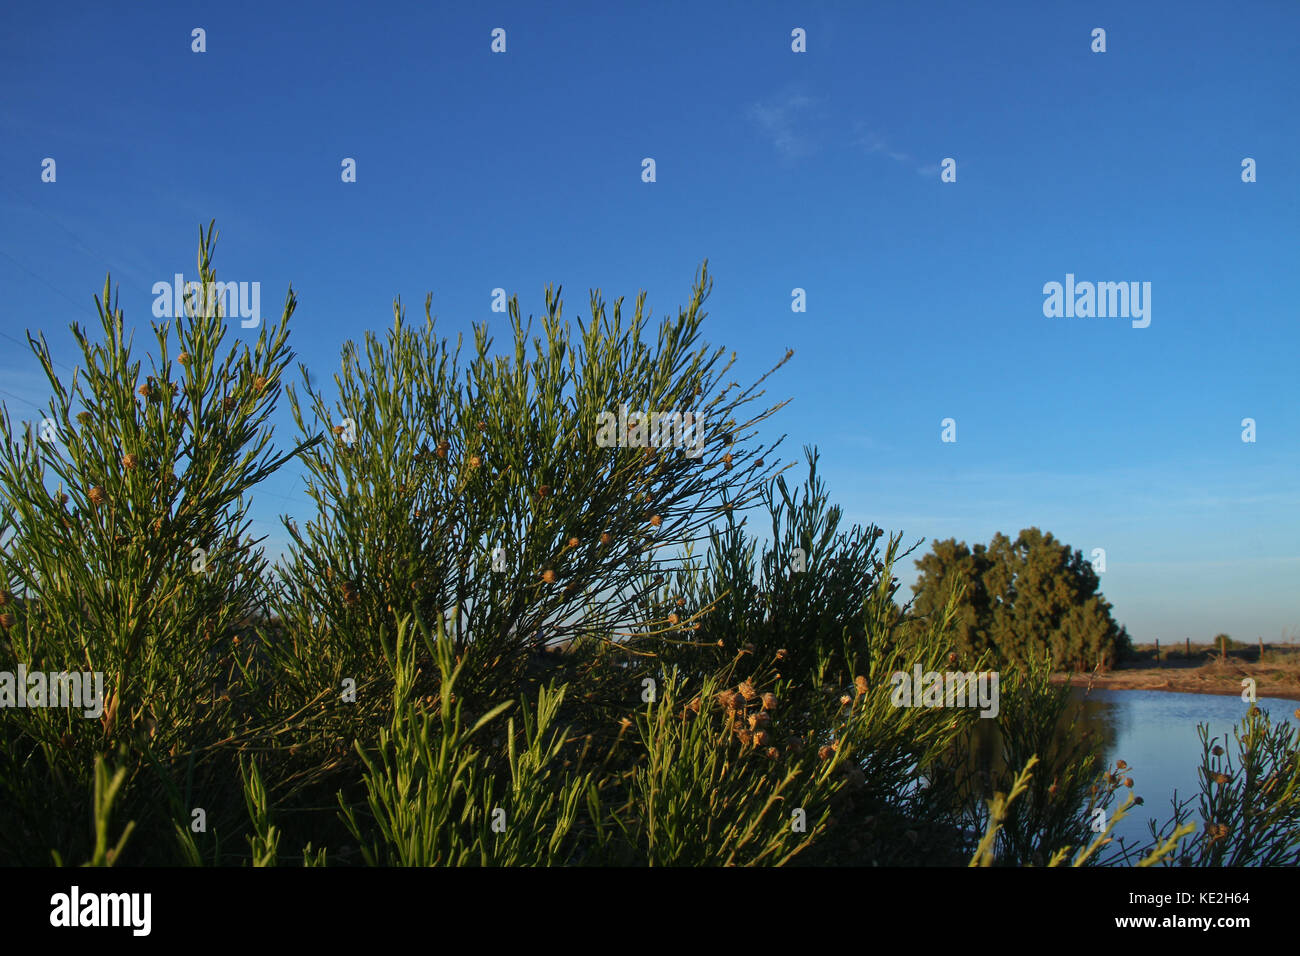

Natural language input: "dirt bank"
[1051,649,1300,703]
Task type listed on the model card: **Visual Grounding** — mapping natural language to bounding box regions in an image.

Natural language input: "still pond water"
[1057,687,1296,856]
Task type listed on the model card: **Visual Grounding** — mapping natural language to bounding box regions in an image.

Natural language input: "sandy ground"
[1051,651,1300,703]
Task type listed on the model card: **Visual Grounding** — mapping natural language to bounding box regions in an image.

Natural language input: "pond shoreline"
[1050,671,1300,703]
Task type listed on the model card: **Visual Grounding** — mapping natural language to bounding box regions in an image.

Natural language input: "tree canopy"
[910,528,1131,671]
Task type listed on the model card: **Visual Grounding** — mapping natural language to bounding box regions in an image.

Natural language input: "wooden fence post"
[1185,637,1190,660]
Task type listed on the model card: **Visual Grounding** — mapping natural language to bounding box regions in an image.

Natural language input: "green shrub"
[0,223,315,864]
[1136,707,1300,866]
[2,223,1295,869]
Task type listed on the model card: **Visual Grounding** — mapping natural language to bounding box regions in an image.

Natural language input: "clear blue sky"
[1,1,1297,646]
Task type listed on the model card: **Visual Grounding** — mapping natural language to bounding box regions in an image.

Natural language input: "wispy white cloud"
[852,121,942,178]
[747,91,822,160]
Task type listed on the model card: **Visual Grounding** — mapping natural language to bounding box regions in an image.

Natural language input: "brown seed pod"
[754,729,771,747]
[76,412,92,426]
[468,455,481,469]
[138,383,152,399]
[567,536,579,548]
[87,486,106,506]
[755,458,765,467]
[1115,759,1128,770]
[121,453,138,470]
[818,745,834,761]
[667,612,679,626]
[0,613,13,630]
[1211,745,1224,756]
[738,681,758,702]
[0,591,8,606]
[178,351,191,366]
[762,692,778,711]
[600,532,612,545]
[854,675,869,696]
[1123,777,1134,788]
[541,569,556,584]
[649,514,661,527]
[223,396,238,412]
[538,484,551,497]
[722,452,733,469]
[253,376,268,392]
[775,648,788,661]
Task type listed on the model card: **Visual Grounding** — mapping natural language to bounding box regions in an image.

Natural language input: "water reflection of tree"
[938,686,1124,864]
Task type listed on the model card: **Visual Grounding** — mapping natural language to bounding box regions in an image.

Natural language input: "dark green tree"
[911,528,1131,671]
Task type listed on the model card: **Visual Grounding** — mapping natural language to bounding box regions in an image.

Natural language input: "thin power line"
[0,248,89,375]
[0,387,46,413]
[0,183,157,293]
